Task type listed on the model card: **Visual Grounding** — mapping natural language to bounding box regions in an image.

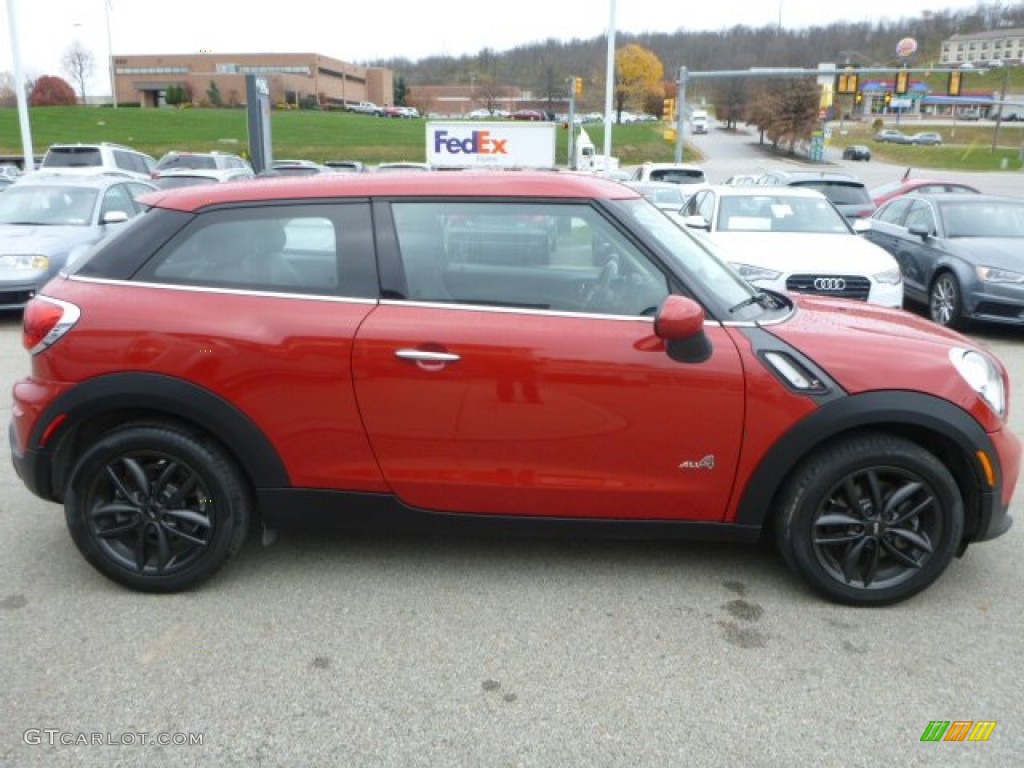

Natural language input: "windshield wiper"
[5,220,55,226]
[728,290,775,314]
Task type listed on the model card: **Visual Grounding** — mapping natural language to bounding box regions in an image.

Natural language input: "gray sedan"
[0,173,155,309]
[861,193,1024,328]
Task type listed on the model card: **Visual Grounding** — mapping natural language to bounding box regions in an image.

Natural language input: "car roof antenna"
[902,167,912,181]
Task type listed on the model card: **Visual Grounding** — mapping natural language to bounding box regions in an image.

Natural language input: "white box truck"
[691,109,709,134]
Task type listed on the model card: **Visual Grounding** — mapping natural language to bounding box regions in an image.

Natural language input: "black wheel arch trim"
[735,390,1005,539]
[28,372,289,499]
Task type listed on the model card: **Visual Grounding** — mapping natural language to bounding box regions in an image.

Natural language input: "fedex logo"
[433,130,508,156]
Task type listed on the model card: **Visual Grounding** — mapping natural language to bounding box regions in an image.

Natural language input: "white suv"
[153,150,252,174]
[40,143,156,181]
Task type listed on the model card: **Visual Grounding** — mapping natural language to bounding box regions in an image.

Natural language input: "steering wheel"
[583,256,620,311]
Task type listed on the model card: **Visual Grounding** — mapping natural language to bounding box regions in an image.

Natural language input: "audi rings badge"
[813,277,847,292]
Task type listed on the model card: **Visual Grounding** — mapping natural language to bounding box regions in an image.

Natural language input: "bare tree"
[62,41,95,105]
[0,71,16,107]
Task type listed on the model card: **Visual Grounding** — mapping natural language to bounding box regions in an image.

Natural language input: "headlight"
[730,262,782,282]
[950,347,1006,418]
[873,268,903,285]
[976,266,1024,284]
[0,254,49,270]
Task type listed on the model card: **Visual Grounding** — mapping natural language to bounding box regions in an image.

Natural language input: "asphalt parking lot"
[1,297,1022,767]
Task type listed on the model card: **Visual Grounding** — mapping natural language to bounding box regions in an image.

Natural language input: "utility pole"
[674,66,688,163]
[992,64,1009,152]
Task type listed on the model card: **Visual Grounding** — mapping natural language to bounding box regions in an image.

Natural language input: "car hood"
[710,232,898,274]
[0,224,97,255]
[763,294,989,409]
[947,237,1024,269]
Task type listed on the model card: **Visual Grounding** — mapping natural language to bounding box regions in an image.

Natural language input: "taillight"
[23,296,81,355]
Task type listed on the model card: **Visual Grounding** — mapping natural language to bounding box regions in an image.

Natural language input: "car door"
[352,199,746,521]
[898,199,942,297]
[863,198,918,299]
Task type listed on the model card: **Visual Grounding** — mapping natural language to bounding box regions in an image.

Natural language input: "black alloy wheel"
[776,433,963,606]
[65,425,250,592]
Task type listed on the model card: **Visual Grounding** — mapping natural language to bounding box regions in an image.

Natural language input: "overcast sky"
[2,0,988,95]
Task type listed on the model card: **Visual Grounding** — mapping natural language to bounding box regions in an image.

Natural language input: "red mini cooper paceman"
[9,172,1018,605]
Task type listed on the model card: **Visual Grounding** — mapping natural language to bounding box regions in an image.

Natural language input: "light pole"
[5,0,35,170]
[105,0,117,108]
[602,0,616,169]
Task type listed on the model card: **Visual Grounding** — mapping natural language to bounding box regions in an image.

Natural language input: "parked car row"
[872,129,945,145]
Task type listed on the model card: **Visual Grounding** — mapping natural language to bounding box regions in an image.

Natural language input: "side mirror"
[908,223,931,239]
[654,295,712,363]
[850,218,871,233]
[101,211,130,225]
[682,215,709,230]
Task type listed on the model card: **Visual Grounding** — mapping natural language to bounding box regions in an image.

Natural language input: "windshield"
[650,169,706,184]
[0,186,98,226]
[717,194,851,234]
[614,198,763,316]
[795,181,871,206]
[869,180,904,198]
[42,147,101,169]
[939,199,1024,237]
[156,155,218,170]
[154,176,219,190]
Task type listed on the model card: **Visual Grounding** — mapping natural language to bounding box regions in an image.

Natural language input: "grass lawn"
[0,107,685,166]
[834,119,1024,170]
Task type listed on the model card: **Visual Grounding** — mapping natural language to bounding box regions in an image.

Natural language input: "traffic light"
[835,70,858,95]
[855,92,863,105]
[948,69,962,96]
[574,77,583,97]
[884,91,892,107]
[662,98,676,120]
[895,70,910,95]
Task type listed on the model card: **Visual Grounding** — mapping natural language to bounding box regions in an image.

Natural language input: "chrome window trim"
[65,274,378,304]
[380,298,725,327]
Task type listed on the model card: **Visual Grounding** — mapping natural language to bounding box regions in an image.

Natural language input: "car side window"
[139,205,371,296]
[904,200,936,235]
[391,201,670,317]
[100,185,137,219]
[876,198,913,225]
[696,190,715,222]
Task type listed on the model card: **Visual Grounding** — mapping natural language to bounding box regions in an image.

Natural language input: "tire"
[64,425,251,592]
[775,433,963,606]
[929,271,965,329]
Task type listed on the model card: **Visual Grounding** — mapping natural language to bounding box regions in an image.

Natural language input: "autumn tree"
[30,75,78,106]
[710,76,751,130]
[614,44,663,121]
[745,78,820,152]
[61,41,94,105]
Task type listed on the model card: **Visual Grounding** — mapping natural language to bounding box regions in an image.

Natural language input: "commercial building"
[940,28,1024,66]
[111,53,393,109]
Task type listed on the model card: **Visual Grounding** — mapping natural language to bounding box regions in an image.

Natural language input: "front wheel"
[64,425,251,592]
[775,434,963,606]
[929,271,965,328]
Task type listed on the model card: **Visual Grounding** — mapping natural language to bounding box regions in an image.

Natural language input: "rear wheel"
[64,425,250,592]
[775,434,963,606]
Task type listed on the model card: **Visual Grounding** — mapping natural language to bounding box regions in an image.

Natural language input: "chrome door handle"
[394,349,461,363]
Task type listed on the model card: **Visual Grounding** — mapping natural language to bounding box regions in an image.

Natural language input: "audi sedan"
[680,186,902,307]
[862,193,1024,328]
[10,173,1017,606]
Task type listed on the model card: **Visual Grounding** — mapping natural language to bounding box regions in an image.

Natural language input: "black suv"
[756,170,876,220]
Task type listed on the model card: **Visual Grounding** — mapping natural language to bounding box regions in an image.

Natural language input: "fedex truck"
[427,121,556,169]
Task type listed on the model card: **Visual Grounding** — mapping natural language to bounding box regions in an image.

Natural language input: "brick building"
[112,52,393,109]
